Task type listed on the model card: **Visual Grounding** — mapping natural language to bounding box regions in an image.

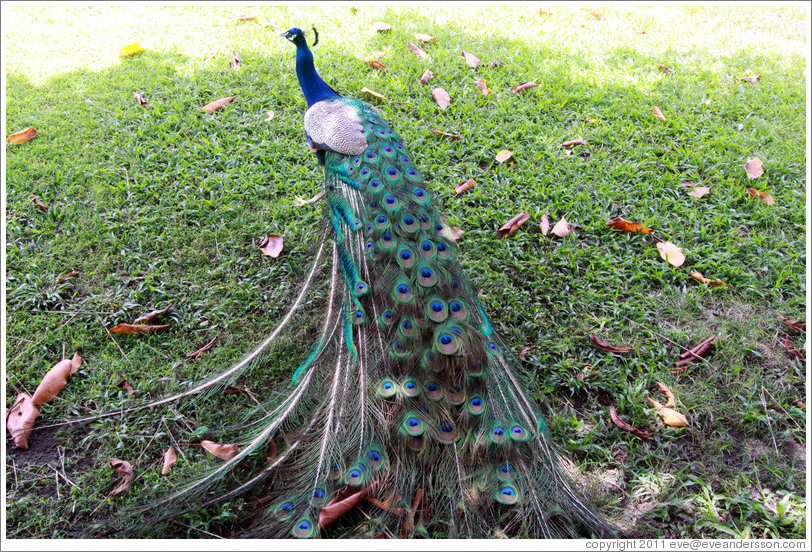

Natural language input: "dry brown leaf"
[201,96,236,113]
[461,51,480,69]
[56,270,79,284]
[372,21,391,33]
[658,64,675,72]
[414,33,436,43]
[407,41,428,59]
[133,304,172,325]
[455,178,476,195]
[110,323,170,334]
[652,105,666,121]
[560,138,585,147]
[265,110,275,122]
[236,14,258,22]
[497,211,530,239]
[655,382,676,407]
[320,487,369,527]
[31,195,49,211]
[266,439,278,462]
[689,270,726,287]
[539,214,550,236]
[746,187,774,205]
[446,226,464,243]
[259,234,284,258]
[511,82,538,93]
[487,61,505,67]
[8,127,37,145]
[361,87,388,101]
[231,50,241,70]
[116,380,136,399]
[656,241,685,267]
[474,78,489,96]
[794,399,805,409]
[419,70,435,85]
[161,447,177,475]
[108,458,134,496]
[367,60,387,71]
[201,440,240,461]
[370,51,386,60]
[519,347,531,361]
[648,397,689,427]
[6,393,41,449]
[31,351,82,406]
[609,406,652,439]
[739,75,761,83]
[550,216,571,237]
[744,157,764,179]
[495,149,513,163]
[778,314,806,333]
[432,130,461,140]
[591,11,604,19]
[590,334,633,353]
[689,186,711,198]
[431,88,451,110]
[133,92,148,106]
[784,336,804,361]
[606,216,653,234]
[187,335,219,359]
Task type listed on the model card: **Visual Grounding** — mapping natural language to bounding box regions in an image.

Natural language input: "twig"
[622,316,716,368]
[98,315,132,367]
[170,519,225,539]
[53,467,61,499]
[57,447,79,488]
[40,310,118,316]
[163,419,189,463]
[760,387,779,454]
[214,229,222,261]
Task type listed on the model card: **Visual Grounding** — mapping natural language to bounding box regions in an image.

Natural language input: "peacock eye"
[436,243,447,252]
[431,302,443,312]
[361,168,370,176]
[414,189,425,197]
[439,334,453,345]
[368,451,381,461]
[383,382,393,389]
[404,216,415,225]
[370,180,381,189]
[376,216,386,224]
[298,521,311,530]
[400,250,412,260]
[500,487,515,497]
[387,168,398,176]
[493,427,504,436]
[512,426,524,434]
[426,383,438,391]
[407,417,420,427]
[401,156,410,162]
[402,320,412,329]
[366,151,375,159]
[471,398,482,406]
[383,233,393,242]
[354,311,363,319]
[441,423,454,432]
[435,223,444,231]
[385,196,396,204]
[407,169,417,176]
[450,301,461,312]
[384,311,392,319]
[397,284,410,294]
[420,268,432,278]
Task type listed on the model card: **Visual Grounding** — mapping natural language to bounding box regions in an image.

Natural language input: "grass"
[3,3,807,541]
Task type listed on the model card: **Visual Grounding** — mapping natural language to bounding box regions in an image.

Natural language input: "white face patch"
[304,100,369,156]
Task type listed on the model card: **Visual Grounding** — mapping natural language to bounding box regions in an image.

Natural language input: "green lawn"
[3,4,807,540]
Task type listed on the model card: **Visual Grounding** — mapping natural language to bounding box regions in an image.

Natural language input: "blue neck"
[295,41,340,107]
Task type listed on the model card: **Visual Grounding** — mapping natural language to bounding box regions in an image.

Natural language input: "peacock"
[81,26,612,539]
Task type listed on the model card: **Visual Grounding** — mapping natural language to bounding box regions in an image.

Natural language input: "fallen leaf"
[689,270,726,287]
[55,270,79,284]
[370,51,386,60]
[590,334,633,353]
[652,105,666,121]
[108,458,134,495]
[606,217,653,234]
[8,127,37,145]
[497,211,530,238]
[201,96,236,113]
[739,75,761,83]
[133,304,172,325]
[461,51,480,69]
[794,399,805,409]
[201,440,240,461]
[361,87,388,101]
[784,336,804,361]
[511,82,538,93]
[431,88,451,110]
[31,195,48,211]
[685,186,710,199]
[230,50,241,70]
[223,385,250,395]
[591,11,604,19]
[367,60,387,71]
[119,42,145,57]
[746,187,774,205]
[6,393,41,449]
[648,397,688,427]
[31,351,83,406]
[109,323,171,334]
[680,181,697,188]
[744,157,764,179]
[778,314,806,333]
[161,447,177,475]
[320,487,369,527]
[634,29,648,34]
[609,406,652,439]
[259,234,284,258]
[656,241,685,267]
[372,21,391,33]
[236,14,258,22]
[550,216,571,237]
[519,347,531,361]
[187,335,219,359]
[133,92,148,106]
[112,379,135,400]
[265,110,275,122]
[292,191,325,206]
[560,138,585,147]
[432,130,461,140]
[495,150,513,163]
[672,336,717,373]
[656,382,676,407]
[266,439,278,462]
[539,214,550,236]
[419,70,435,85]
[414,33,436,43]
[407,41,428,59]
[474,78,489,96]
[446,226,463,242]
[487,61,505,67]
[658,64,675,72]
[455,178,476,195]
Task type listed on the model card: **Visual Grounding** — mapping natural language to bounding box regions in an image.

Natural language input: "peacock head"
[281,27,319,47]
